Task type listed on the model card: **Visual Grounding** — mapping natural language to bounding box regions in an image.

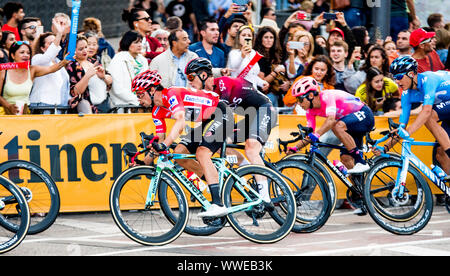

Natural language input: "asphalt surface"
[4,205,450,257]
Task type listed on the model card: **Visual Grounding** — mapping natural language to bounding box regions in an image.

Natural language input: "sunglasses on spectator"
[420,38,432,45]
[13,41,30,46]
[137,17,152,22]
[24,25,37,30]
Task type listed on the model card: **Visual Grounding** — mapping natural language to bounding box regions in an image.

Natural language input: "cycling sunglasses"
[393,73,406,81]
[296,93,310,103]
[186,72,212,82]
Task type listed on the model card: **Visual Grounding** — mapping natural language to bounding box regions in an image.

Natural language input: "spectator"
[258,7,279,33]
[427,13,446,32]
[396,30,413,56]
[329,40,358,92]
[382,97,422,117]
[283,55,335,112]
[151,21,161,32]
[254,26,288,106]
[391,0,418,42]
[132,0,166,23]
[0,41,69,115]
[81,17,116,63]
[208,0,233,20]
[337,0,367,29]
[410,28,445,73]
[151,28,170,51]
[122,8,164,64]
[107,30,148,111]
[1,2,25,41]
[284,30,314,80]
[84,31,114,113]
[297,1,314,31]
[226,25,268,90]
[312,0,329,14]
[343,45,390,95]
[355,67,399,115]
[29,19,70,114]
[217,17,246,62]
[0,31,16,55]
[279,13,306,47]
[384,40,399,65]
[52,13,71,61]
[149,29,197,88]
[351,26,370,49]
[190,0,210,29]
[0,33,8,64]
[18,17,40,44]
[189,18,226,70]
[165,16,183,32]
[435,28,450,65]
[165,0,198,42]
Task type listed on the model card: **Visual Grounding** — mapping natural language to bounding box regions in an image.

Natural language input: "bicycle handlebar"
[278,123,313,153]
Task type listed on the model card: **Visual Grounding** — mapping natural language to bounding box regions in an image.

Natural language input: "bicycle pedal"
[190,194,197,203]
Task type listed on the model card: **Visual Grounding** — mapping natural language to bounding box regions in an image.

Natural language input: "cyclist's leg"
[429,103,450,173]
[175,128,204,177]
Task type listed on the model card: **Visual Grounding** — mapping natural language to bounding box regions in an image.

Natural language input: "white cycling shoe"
[197,204,228,218]
[347,163,370,174]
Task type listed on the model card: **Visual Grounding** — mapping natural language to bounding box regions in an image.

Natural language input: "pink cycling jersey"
[306,89,365,130]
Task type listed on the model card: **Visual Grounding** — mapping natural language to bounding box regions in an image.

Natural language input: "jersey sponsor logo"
[184,95,213,106]
[219,80,226,92]
[168,96,179,110]
[152,119,163,126]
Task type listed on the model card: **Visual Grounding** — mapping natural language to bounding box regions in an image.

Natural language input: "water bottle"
[184,171,209,193]
[333,160,348,177]
[431,164,447,180]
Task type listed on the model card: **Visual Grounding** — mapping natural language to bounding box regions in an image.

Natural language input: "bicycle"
[226,143,332,233]
[0,132,60,234]
[109,132,297,245]
[363,118,439,235]
[0,175,30,254]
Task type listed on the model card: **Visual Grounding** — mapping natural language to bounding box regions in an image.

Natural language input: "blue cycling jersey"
[399,70,450,125]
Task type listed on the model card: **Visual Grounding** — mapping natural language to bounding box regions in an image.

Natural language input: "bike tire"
[159,170,226,236]
[0,175,30,254]
[0,160,60,235]
[109,166,189,246]
[222,165,296,243]
[363,160,433,235]
[274,159,332,233]
[283,153,338,214]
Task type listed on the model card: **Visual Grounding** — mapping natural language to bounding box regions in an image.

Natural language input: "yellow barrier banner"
[0,114,440,212]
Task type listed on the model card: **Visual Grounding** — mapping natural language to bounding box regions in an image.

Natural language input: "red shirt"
[152,87,220,133]
[416,50,445,73]
[1,24,20,41]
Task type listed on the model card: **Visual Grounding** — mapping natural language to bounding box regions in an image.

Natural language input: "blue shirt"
[171,51,189,87]
[189,42,225,68]
[400,70,450,125]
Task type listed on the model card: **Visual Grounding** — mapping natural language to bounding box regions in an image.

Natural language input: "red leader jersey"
[152,87,220,133]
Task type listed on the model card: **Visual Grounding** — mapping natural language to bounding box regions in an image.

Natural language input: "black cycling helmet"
[185,57,213,76]
[390,56,418,77]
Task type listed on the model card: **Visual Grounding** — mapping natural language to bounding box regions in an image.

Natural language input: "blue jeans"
[390,16,409,42]
[343,8,366,28]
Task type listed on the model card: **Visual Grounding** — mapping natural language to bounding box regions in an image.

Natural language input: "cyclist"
[286,76,375,174]
[184,57,278,204]
[131,69,234,217]
[374,56,450,176]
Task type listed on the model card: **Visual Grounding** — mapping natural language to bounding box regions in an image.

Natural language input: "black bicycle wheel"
[274,159,332,233]
[283,153,337,214]
[159,169,225,236]
[222,165,296,243]
[363,160,433,235]
[109,166,189,246]
[0,176,30,254]
[0,160,60,234]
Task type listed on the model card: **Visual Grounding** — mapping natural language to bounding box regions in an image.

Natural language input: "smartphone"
[297,11,311,21]
[289,41,305,50]
[244,38,252,47]
[376,97,384,102]
[232,0,248,12]
[323,12,337,20]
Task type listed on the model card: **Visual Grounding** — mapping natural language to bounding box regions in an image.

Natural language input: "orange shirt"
[283,75,335,108]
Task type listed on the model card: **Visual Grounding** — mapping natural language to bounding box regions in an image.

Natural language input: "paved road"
[5,206,450,257]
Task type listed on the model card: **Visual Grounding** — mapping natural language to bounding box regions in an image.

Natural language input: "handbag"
[333,0,351,10]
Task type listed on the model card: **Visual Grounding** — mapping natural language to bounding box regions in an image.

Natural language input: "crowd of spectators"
[0,0,449,115]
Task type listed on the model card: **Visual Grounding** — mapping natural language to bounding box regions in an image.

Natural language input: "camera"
[323,12,337,20]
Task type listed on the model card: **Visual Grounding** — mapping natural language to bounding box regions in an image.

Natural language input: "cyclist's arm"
[406,104,432,135]
[315,115,336,136]
[163,110,185,148]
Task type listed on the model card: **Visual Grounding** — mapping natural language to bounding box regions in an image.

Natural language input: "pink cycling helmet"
[132,70,162,94]
[291,76,320,98]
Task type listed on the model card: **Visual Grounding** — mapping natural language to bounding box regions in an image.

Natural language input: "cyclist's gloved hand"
[287,146,299,153]
[308,132,320,143]
[153,142,168,153]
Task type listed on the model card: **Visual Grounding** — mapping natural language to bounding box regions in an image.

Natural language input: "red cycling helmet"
[131,70,162,94]
[291,76,320,98]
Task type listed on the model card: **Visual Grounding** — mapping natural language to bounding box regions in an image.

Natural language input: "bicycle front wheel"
[222,165,296,244]
[0,175,30,254]
[363,160,433,235]
[109,166,189,246]
[0,160,60,234]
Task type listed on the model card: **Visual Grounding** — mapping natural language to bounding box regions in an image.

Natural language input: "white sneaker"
[347,163,370,174]
[197,204,228,218]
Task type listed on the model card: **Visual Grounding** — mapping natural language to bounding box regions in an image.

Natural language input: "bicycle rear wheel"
[222,165,296,243]
[363,160,433,235]
[109,166,189,246]
[0,160,60,234]
[0,175,30,254]
[274,159,332,233]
